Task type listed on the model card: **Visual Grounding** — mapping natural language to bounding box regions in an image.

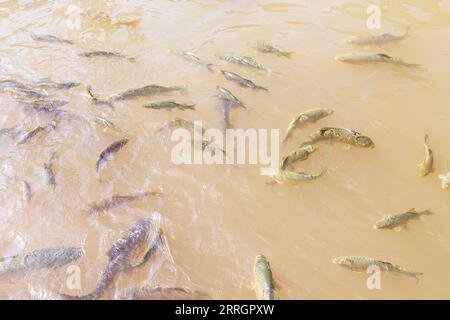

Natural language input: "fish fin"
[206,64,215,72]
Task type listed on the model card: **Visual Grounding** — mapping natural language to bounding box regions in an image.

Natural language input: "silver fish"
[250,41,292,58]
[221,70,268,91]
[143,101,196,111]
[333,256,423,281]
[335,52,420,67]
[0,247,83,276]
[217,86,248,110]
[174,50,214,72]
[217,52,270,72]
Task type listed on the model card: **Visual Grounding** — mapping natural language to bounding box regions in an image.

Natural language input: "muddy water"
[1,0,450,299]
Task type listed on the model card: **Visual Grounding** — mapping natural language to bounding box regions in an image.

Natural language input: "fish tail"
[256,86,269,92]
[419,209,433,216]
[402,270,423,283]
[281,51,293,58]
[95,159,102,173]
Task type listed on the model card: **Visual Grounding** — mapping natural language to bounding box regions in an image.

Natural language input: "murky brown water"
[1,0,450,299]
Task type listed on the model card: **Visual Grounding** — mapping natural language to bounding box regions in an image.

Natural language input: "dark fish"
[117,286,209,300]
[62,219,161,300]
[44,153,57,190]
[31,34,74,45]
[16,97,69,113]
[95,138,129,173]
[221,70,268,91]
[142,101,196,111]
[31,79,80,90]
[301,127,374,148]
[16,125,47,145]
[79,51,135,62]
[86,188,163,215]
[110,85,186,101]
[0,247,83,276]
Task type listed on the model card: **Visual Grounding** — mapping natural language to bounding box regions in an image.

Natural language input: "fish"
[62,218,160,300]
[282,108,334,142]
[221,99,232,129]
[374,208,432,230]
[253,254,275,300]
[301,127,374,148]
[221,70,268,91]
[156,117,205,136]
[143,101,196,111]
[79,51,135,62]
[95,138,129,173]
[44,152,57,190]
[16,125,47,145]
[335,52,420,67]
[117,286,210,300]
[344,28,409,46]
[84,114,124,133]
[31,34,74,45]
[280,145,317,170]
[0,247,83,276]
[217,52,270,72]
[8,87,50,100]
[216,86,248,110]
[0,79,30,91]
[333,256,423,281]
[157,118,195,131]
[174,50,214,72]
[418,135,434,176]
[249,41,292,58]
[261,168,325,184]
[86,188,163,215]
[21,180,32,202]
[0,126,21,138]
[30,79,80,90]
[438,172,450,189]
[15,97,69,113]
[110,85,186,101]
[86,85,114,109]
[191,139,227,158]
